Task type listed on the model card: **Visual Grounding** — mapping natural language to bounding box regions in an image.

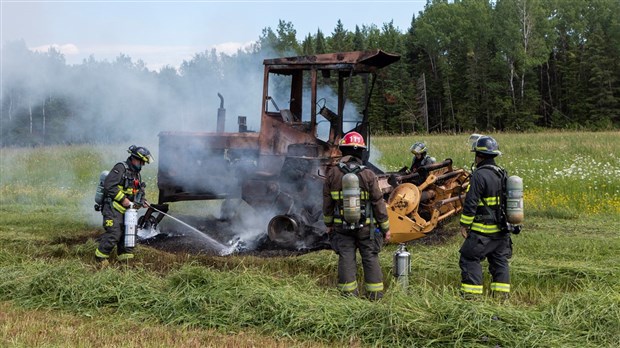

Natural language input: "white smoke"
[0,40,269,146]
[1,42,381,252]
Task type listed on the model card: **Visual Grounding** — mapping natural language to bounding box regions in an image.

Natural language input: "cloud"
[27,41,257,71]
[31,43,80,55]
[211,41,256,55]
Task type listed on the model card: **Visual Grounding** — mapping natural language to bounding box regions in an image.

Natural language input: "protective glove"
[460,226,469,239]
[384,229,391,242]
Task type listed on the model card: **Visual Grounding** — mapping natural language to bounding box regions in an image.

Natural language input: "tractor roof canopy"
[263,50,401,74]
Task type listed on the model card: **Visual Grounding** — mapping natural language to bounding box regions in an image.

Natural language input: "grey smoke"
[2,42,383,251]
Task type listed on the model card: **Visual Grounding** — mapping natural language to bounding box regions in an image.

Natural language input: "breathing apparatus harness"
[336,161,373,233]
[94,161,145,213]
[474,164,522,234]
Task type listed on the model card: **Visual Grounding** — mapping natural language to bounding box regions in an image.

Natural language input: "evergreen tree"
[328,20,350,52]
[315,29,327,54]
[301,33,315,55]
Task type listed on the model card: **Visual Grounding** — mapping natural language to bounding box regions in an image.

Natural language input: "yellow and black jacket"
[323,156,389,232]
[460,158,505,235]
[103,159,144,214]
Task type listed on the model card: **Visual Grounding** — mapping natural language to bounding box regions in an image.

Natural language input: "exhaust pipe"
[217,93,225,133]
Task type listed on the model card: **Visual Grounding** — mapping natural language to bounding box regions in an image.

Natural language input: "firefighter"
[95,145,153,264]
[323,131,391,300]
[459,135,512,298]
[409,141,436,172]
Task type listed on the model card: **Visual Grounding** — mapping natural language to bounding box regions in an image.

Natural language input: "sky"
[1,0,427,71]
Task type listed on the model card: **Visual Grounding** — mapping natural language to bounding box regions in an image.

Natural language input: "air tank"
[94,170,109,211]
[342,173,361,225]
[506,175,524,224]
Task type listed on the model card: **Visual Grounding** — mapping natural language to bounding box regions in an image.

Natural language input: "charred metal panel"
[256,115,329,174]
[157,131,259,203]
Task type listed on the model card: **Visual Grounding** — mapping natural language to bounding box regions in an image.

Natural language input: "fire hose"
[144,202,205,236]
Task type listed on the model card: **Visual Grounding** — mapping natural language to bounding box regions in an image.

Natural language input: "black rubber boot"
[367,291,384,301]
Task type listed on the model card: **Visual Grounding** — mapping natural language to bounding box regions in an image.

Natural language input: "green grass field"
[1,131,619,347]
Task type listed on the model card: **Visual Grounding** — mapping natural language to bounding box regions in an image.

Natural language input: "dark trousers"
[99,203,132,255]
[459,232,512,288]
[331,226,384,294]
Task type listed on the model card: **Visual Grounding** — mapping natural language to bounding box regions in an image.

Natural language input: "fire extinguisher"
[124,205,138,248]
[393,243,411,289]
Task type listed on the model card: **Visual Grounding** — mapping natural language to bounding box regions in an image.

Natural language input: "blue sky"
[1,1,426,71]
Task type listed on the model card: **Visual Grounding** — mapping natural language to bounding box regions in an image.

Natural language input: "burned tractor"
[141,50,469,251]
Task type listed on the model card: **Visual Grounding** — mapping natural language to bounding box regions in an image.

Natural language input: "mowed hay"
[1,132,619,347]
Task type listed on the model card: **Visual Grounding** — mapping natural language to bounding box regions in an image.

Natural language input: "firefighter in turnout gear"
[95,145,153,264]
[323,131,391,300]
[459,135,512,297]
[409,141,436,172]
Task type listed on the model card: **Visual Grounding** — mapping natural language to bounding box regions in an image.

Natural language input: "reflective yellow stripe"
[333,218,376,225]
[332,190,369,200]
[117,253,135,260]
[365,282,384,292]
[136,153,149,162]
[471,222,500,233]
[95,248,109,259]
[114,188,125,201]
[114,185,134,202]
[337,281,358,292]
[324,216,334,224]
[460,214,474,225]
[379,220,389,231]
[478,196,499,206]
[113,201,126,214]
[461,283,483,294]
[490,282,510,293]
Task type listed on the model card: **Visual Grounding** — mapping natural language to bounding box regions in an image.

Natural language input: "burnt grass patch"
[140,214,457,257]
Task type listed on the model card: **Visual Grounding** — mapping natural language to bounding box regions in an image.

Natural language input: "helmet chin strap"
[471,154,483,171]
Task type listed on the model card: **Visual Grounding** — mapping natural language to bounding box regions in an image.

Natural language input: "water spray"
[144,202,239,256]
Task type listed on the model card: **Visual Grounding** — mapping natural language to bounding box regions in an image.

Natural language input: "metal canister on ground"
[393,243,411,289]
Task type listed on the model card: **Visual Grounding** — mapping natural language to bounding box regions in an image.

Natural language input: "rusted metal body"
[149,50,400,249]
[146,50,468,249]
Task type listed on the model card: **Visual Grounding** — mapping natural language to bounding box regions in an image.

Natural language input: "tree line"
[1,0,619,147]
